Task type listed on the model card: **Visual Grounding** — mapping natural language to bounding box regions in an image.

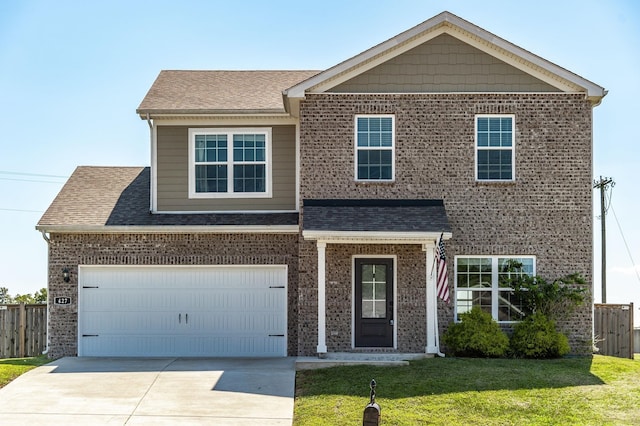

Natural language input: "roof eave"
[302,230,453,244]
[36,224,300,234]
[137,108,290,119]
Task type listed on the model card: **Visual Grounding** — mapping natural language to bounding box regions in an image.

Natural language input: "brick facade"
[298,93,593,355]
[46,233,299,358]
[45,92,595,357]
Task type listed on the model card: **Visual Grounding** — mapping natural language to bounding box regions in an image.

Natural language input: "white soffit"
[284,11,606,102]
[302,230,453,244]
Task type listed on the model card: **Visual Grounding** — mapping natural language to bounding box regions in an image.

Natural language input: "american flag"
[436,234,450,303]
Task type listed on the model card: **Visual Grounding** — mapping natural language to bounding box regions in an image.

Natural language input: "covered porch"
[301,199,452,357]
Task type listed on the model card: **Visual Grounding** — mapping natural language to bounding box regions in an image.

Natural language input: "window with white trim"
[355,115,395,181]
[455,256,535,322]
[188,128,272,198]
[475,115,515,181]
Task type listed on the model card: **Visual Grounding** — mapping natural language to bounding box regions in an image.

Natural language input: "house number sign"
[54,297,72,305]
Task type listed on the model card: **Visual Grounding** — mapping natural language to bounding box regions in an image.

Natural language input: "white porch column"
[316,241,328,354]
[424,242,439,354]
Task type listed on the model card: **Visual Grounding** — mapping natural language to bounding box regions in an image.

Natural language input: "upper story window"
[355,115,395,181]
[455,256,535,323]
[475,115,515,181]
[188,128,272,198]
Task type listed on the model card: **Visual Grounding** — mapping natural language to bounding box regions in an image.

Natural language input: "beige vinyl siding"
[330,34,560,93]
[156,125,296,211]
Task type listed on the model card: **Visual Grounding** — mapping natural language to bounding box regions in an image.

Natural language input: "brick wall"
[298,93,593,355]
[46,233,299,358]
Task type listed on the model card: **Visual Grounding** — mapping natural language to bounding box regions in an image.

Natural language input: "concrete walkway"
[0,357,295,425]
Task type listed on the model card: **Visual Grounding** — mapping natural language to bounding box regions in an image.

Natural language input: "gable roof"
[137,70,319,117]
[36,167,298,232]
[284,11,606,106]
[136,12,605,119]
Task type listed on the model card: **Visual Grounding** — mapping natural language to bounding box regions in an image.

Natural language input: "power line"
[0,177,66,184]
[0,170,68,179]
[0,208,44,213]
[610,201,640,285]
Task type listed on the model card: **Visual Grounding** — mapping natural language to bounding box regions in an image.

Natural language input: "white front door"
[78,265,287,357]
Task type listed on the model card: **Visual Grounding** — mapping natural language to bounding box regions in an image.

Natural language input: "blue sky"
[1,1,638,324]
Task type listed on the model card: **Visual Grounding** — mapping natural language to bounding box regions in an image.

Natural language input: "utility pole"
[593,176,614,303]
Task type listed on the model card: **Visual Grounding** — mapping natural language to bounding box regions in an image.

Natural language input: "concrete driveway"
[0,357,295,425]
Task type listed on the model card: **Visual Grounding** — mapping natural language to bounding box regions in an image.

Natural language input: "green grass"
[294,355,640,425]
[0,356,51,388]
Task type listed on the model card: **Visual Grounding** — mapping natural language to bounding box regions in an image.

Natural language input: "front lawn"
[0,356,51,388]
[294,355,640,425]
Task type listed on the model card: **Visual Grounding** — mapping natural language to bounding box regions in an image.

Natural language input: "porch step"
[295,352,433,370]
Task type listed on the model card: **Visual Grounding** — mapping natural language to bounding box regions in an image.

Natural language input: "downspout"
[145,113,154,213]
[39,230,50,355]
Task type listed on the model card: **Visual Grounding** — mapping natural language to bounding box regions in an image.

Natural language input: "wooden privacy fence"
[594,303,634,359]
[0,304,47,358]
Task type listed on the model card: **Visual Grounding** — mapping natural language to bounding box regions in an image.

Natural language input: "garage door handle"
[185,313,188,324]
[178,313,181,323]
[269,334,285,337]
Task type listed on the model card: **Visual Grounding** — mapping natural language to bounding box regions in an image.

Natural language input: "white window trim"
[354,114,396,182]
[188,127,273,199]
[351,255,398,349]
[454,255,536,323]
[474,114,516,182]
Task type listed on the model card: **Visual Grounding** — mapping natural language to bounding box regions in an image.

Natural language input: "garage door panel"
[185,311,285,333]
[83,289,189,311]
[82,311,185,334]
[82,334,285,358]
[78,266,287,357]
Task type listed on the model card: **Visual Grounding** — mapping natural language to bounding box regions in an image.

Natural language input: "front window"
[355,115,395,181]
[475,115,515,181]
[455,256,535,322]
[189,128,271,198]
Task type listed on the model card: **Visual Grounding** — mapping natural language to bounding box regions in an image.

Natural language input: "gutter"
[137,109,292,119]
[35,224,300,234]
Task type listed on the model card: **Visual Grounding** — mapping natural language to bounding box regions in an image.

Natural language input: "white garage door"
[78,265,287,357]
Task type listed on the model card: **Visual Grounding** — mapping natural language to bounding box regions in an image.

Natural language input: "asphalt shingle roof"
[302,199,451,233]
[136,70,320,115]
[37,167,298,229]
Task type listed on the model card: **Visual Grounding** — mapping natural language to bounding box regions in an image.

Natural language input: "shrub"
[443,307,509,357]
[500,260,586,321]
[510,312,570,358]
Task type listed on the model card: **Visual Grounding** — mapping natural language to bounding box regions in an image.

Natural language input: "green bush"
[510,312,570,358]
[443,307,509,357]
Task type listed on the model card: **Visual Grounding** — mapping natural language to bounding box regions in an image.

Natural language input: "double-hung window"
[475,115,515,181]
[455,256,535,322]
[189,128,271,198]
[355,115,395,181]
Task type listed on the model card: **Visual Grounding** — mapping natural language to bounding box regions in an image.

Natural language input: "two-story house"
[37,12,605,358]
